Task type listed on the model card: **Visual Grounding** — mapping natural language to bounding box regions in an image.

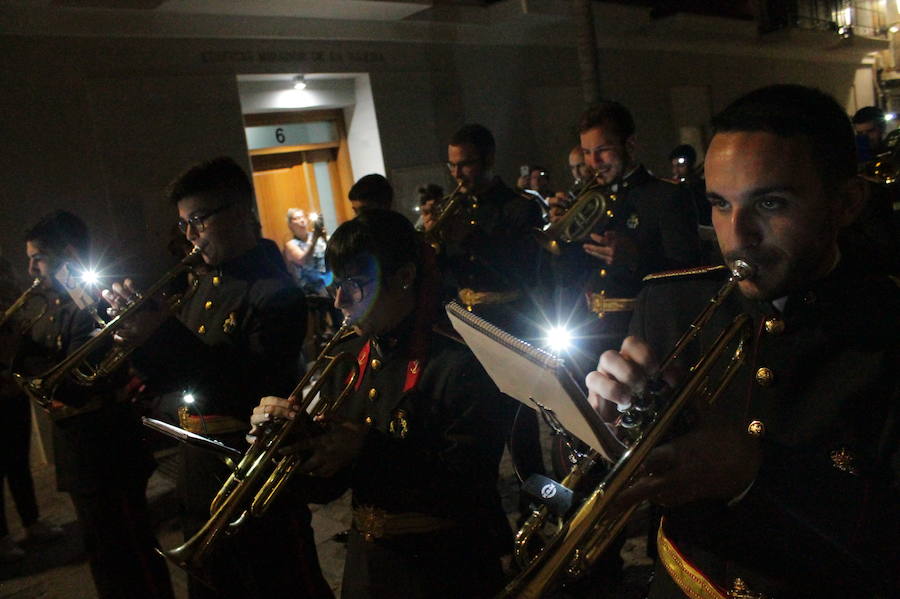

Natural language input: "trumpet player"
[105,157,330,599]
[586,85,899,598]
[251,209,511,598]
[13,211,173,598]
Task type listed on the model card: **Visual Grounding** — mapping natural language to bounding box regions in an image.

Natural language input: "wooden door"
[253,162,322,249]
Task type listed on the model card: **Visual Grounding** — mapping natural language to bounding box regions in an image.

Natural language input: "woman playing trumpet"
[250,209,512,599]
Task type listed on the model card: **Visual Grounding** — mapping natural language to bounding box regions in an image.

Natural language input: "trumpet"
[159,320,360,582]
[534,174,616,256]
[424,180,472,253]
[14,247,203,413]
[500,260,754,598]
[1,278,48,332]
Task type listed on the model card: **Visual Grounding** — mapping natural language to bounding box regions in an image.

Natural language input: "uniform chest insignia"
[222,312,238,334]
[56,334,64,352]
[829,447,859,475]
[626,213,639,229]
[389,409,409,439]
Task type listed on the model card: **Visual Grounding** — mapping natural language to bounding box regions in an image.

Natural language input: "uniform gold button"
[48,316,55,323]
[755,367,774,387]
[197,325,206,334]
[599,269,607,278]
[764,317,784,335]
[606,209,614,218]
[370,359,381,371]
[747,420,765,436]
[469,220,476,225]
[54,298,62,306]
[204,301,213,310]
[471,202,478,209]
[365,416,373,425]
[212,276,221,286]
[368,388,378,400]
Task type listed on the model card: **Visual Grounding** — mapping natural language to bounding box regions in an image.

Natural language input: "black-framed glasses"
[177,203,234,234]
[326,276,374,304]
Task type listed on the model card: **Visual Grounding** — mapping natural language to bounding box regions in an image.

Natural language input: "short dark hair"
[348,174,394,210]
[712,85,856,188]
[669,144,697,164]
[851,106,886,131]
[167,156,254,208]
[578,101,636,142]
[25,210,90,257]
[449,124,496,161]
[417,183,443,205]
[326,209,420,284]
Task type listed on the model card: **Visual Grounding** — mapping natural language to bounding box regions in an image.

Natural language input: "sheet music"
[445,302,622,461]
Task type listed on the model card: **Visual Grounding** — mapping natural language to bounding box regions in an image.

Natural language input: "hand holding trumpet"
[585,336,760,508]
[101,278,169,346]
[248,395,368,478]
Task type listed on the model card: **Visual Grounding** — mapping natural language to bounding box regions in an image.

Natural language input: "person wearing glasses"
[251,209,511,598]
[442,123,548,523]
[106,157,331,599]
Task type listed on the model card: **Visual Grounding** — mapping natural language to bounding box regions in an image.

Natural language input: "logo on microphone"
[540,483,557,499]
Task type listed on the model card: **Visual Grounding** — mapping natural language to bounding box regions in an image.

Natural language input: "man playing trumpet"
[106,157,330,599]
[586,85,899,597]
[12,210,173,598]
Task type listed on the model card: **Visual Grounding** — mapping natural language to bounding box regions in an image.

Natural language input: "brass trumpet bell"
[157,320,360,584]
[13,247,203,415]
[534,180,615,256]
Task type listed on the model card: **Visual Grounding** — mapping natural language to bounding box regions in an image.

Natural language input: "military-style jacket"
[438,176,544,295]
[555,165,702,300]
[631,263,899,597]
[12,290,154,494]
[312,314,511,550]
[132,240,306,422]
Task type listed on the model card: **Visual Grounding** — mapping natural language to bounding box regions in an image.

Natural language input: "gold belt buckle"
[356,506,386,542]
[458,288,477,311]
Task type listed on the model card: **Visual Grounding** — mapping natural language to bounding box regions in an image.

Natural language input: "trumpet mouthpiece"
[731,260,754,281]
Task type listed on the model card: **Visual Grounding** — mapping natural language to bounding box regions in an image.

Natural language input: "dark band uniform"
[437,176,544,337]
[434,176,546,486]
[13,291,173,599]
[630,263,899,598]
[552,165,702,375]
[310,314,511,599]
[132,239,331,599]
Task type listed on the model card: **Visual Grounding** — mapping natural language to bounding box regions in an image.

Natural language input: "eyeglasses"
[446,159,480,171]
[326,276,374,304]
[177,203,234,234]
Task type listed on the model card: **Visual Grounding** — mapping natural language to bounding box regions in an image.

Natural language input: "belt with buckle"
[352,506,456,542]
[458,288,520,309]
[178,406,246,435]
[658,518,770,599]
[587,291,637,318]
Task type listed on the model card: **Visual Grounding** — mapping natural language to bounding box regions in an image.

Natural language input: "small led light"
[886,112,896,122]
[293,75,307,90]
[183,393,195,404]
[309,212,319,222]
[413,205,421,212]
[545,326,572,353]
[890,25,899,34]
[677,157,686,164]
[80,269,99,286]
